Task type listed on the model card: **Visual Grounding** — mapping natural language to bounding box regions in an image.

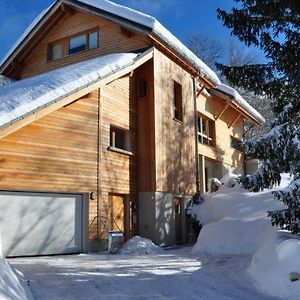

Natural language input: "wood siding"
[197,91,244,172]
[153,49,197,195]
[136,60,156,192]
[20,10,150,78]
[98,75,138,239]
[0,91,99,239]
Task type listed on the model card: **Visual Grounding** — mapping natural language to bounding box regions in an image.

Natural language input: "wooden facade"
[0,1,262,248]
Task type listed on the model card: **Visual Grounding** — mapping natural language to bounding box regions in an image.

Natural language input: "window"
[48,43,63,61]
[231,136,243,151]
[138,78,148,98]
[110,126,130,151]
[197,115,215,146]
[173,81,183,121]
[69,30,99,55]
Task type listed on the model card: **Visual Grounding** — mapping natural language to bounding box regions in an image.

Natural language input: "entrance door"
[110,195,125,233]
[175,197,183,244]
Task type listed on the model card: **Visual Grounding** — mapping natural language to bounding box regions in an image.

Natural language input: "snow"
[121,236,162,255]
[0,0,220,86]
[0,234,32,300]
[9,249,279,300]
[216,83,265,124]
[191,174,300,299]
[0,53,138,129]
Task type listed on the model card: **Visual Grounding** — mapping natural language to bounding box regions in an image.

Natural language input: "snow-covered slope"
[0,53,138,129]
[191,174,300,300]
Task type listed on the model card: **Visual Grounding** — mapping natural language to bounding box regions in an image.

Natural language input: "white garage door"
[0,191,84,257]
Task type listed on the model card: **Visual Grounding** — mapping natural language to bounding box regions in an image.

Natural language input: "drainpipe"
[193,77,200,193]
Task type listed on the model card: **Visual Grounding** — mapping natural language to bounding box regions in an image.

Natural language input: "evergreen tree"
[216,0,300,233]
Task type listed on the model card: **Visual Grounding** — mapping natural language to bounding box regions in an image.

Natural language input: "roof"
[0,76,15,87]
[213,83,266,124]
[0,0,220,86]
[0,52,141,130]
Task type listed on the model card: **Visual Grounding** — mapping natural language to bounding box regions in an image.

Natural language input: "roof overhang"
[210,88,265,125]
[0,48,154,140]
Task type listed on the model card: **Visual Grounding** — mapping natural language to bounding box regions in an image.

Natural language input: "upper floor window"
[173,81,183,122]
[48,28,99,61]
[138,78,148,98]
[69,30,99,55]
[197,114,215,146]
[48,43,63,61]
[110,126,130,152]
[231,136,243,151]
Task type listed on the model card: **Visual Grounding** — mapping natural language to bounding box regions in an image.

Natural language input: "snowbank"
[248,234,300,300]
[192,174,300,299]
[121,236,162,255]
[0,235,31,300]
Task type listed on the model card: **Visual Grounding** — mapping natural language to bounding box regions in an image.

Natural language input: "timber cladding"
[153,49,197,196]
[0,91,99,239]
[197,92,244,170]
[98,75,138,239]
[19,10,151,79]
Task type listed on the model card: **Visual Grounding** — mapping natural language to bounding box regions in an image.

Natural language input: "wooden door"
[110,195,125,232]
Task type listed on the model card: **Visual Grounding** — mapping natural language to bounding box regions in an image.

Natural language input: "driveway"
[9,248,281,300]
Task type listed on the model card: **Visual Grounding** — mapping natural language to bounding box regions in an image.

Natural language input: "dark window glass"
[48,43,63,61]
[110,126,129,151]
[69,34,87,55]
[138,78,147,98]
[174,81,183,121]
[231,137,243,151]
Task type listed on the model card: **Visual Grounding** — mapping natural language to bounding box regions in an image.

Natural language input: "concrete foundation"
[139,192,191,246]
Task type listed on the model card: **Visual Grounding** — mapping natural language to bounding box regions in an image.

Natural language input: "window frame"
[173,80,183,122]
[231,136,243,152]
[197,114,215,147]
[109,125,131,154]
[47,27,99,61]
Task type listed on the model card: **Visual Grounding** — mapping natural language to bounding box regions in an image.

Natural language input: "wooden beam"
[0,49,154,140]
[228,114,242,128]
[215,103,229,120]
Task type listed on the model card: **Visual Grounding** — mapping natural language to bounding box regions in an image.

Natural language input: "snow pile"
[0,52,138,129]
[121,236,162,255]
[192,174,300,299]
[0,235,31,300]
[192,175,284,255]
[249,234,300,300]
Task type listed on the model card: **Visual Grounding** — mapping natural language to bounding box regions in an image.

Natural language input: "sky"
[0,0,258,64]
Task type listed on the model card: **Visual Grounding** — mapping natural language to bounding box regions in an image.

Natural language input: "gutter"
[193,77,200,193]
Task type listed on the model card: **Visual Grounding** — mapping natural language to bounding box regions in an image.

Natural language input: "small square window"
[173,81,183,121]
[231,136,243,151]
[110,126,130,151]
[69,34,87,55]
[48,43,63,61]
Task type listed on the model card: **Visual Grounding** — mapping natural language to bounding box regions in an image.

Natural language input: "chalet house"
[0,0,264,256]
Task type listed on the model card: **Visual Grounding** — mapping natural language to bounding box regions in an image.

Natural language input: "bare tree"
[185,32,223,71]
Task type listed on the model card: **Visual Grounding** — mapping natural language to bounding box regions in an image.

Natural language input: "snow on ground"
[0,235,32,300]
[191,174,300,300]
[121,236,162,255]
[9,248,280,300]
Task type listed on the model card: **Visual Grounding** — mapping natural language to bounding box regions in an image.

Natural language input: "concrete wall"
[139,192,191,246]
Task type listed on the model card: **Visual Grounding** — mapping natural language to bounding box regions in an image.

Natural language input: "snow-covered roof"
[0,0,220,86]
[0,52,139,129]
[0,75,15,87]
[214,83,266,124]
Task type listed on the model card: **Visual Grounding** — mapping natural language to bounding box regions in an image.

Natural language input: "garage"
[0,191,87,257]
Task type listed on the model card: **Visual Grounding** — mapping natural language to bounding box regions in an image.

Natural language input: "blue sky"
[0,0,248,62]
